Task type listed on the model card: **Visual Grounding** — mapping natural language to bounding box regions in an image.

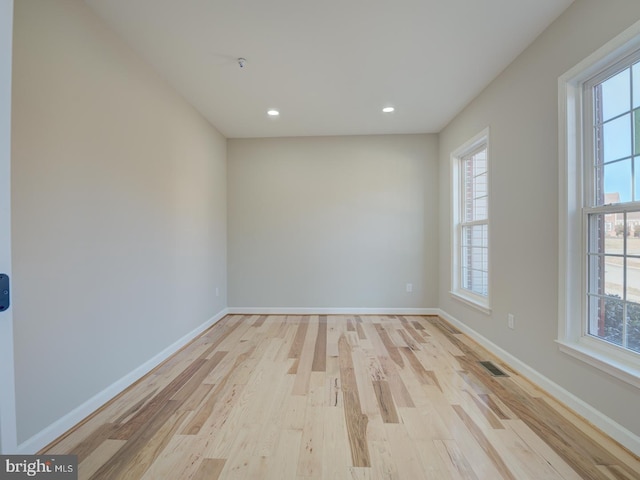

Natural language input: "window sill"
[450,291,492,315]
[556,338,640,388]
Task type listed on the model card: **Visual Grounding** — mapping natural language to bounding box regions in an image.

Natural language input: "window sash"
[585,207,640,353]
[460,222,488,296]
[582,49,640,357]
[584,47,640,208]
[459,145,488,298]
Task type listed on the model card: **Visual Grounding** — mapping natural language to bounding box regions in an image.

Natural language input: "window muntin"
[585,52,640,354]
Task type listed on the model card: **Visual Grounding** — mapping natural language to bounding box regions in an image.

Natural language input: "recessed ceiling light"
[382,107,395,113]
[267,109,280,116]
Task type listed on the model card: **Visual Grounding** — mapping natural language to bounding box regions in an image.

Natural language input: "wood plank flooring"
[41,315,640,479]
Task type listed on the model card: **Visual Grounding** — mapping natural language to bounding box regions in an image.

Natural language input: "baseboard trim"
[227,307,439,315]
[17,308,230,454]
[437,309,640,455]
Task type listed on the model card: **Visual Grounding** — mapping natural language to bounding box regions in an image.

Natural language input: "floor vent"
[479,361,509,377]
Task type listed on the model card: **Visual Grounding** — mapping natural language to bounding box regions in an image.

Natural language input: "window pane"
[463,268,487,296]
[471,247,485,269]
[482,245,488,272]
[594,164,604,206]
[603,159,632,203]
[589,214,624,299]
[589,295,624,347]
[461,224,488,296]
[479,225,488,247]
[473,196,488,220]
[588,256,624,298]
[627,214,640,254]
[473,225,482,245]
[634,109,640,155]
[473,153,487,176]
[601,68,630,121]
[624,214,640,304]
[588,213,605,253]
[471,269,482,289]
[602,114,631,163]
[605,231,624,256]
[635,156,640,201]
[462,225,486,248]
[463,160,473,222]
[627,263,640,304]
[462,226,470,247]
[463,148,488,222]
[589,212,621,255]
[605,256,624,298]
[475,172,488,197]
[633,62,640,109]
[587,254,603,295]
[478,270,488,296]
[627,301,640,353]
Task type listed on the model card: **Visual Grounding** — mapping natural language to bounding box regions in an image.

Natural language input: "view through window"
[586,55,640,353]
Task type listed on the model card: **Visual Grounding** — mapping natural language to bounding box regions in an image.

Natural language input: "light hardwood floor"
[41,315,640,479]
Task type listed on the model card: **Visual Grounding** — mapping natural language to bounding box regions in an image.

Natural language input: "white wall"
[11,0,227,444]
[439,0,640,437]
[228,135,438,309]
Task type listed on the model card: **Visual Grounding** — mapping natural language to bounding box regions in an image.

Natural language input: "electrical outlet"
[508,314,515,329]
[215,287,220,297]
[406,283,413,293]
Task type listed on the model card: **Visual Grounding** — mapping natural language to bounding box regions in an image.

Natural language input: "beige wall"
[11,0,227,443]
[438,0,640,436]
[228,135,438,309]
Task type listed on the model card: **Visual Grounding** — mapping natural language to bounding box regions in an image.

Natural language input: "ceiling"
[84,0,574,138]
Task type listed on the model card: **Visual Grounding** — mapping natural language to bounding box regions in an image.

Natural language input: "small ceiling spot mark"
[238,58,247,68]
[382,107,395,113]
[267,109,280,116]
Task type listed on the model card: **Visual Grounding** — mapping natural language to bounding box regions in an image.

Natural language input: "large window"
[451,129,490,313]
[585,55,640,354]
[559,24,640,386]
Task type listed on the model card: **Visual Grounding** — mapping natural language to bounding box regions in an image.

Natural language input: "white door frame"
[0,0,17,454]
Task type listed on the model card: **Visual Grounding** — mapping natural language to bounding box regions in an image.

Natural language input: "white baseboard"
[227,307,439,316]
[16,308,229,454]
[438,309,640,456]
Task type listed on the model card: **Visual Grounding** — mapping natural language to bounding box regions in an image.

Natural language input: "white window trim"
[450,127,491,315]
[558,20,640,388]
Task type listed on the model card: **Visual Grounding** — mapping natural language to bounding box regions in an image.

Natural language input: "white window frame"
[451,128,491,314]
[558,20,640,388]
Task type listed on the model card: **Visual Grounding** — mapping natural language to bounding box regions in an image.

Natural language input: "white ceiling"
[84,0,574,138]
